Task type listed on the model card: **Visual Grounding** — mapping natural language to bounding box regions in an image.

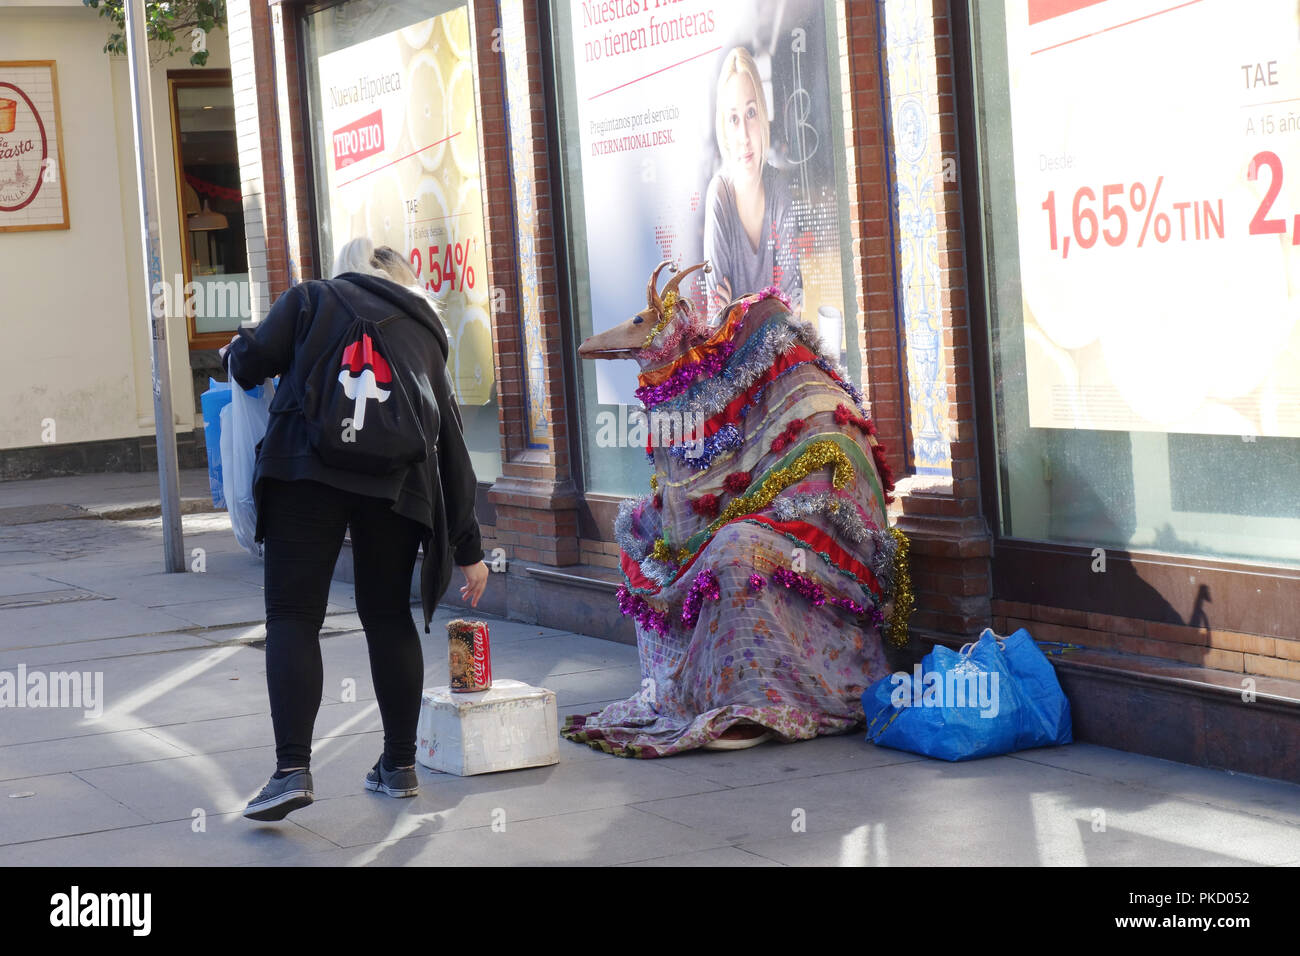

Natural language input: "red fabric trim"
[620,548,662,594]
[745,515,882,597]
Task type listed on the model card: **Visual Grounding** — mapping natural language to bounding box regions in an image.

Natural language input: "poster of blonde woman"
[563,0,852,405]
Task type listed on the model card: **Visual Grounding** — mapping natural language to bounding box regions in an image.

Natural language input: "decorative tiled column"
[477,0,580,566]
[877,0,991,640]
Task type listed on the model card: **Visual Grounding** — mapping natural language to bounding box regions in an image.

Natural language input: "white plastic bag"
[221,379,275,557]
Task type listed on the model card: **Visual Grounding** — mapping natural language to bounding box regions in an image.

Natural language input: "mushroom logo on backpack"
[339,333,391,430]
[300,280,429,476]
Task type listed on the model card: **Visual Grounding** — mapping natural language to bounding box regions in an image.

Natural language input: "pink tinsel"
[635,341,736,408]
[681,569,720,628]
[616,585,670,637]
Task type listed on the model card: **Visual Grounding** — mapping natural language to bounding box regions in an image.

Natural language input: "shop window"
[168,73,249,349]
[548,0,861,497]
[967,1,1300,566]
[302,0,501,481]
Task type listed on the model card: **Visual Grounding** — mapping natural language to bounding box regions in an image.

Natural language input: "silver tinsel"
[769,491,872,545]
[613,496,678,587]
[614,495,658,562]
[768,491,896,596]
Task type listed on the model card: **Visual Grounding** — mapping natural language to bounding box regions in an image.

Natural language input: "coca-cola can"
[448,619,492,692]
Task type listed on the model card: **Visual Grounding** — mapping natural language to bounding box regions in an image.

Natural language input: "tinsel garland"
[650,537,678,565]
[668,423,741,469]
[635,341,736,408]
[704,440,856,536]
[834,403,877,437]
[814,358,866,407]
[638,294,710,364]
[642,289,680,349]
[616,585,671,637]
[769,417,808,454]
[614,496,659,563]
[771,567,885,625]
[680,569,720,628]
[886,527,914,647]
[724,470,751,493]
[834,402,895,502]
[868,525,898,598]
[691,493,720,518]
[652,289,853,426]
[737,354,818,420]
[748,572,766,592]
[768,491,873,546]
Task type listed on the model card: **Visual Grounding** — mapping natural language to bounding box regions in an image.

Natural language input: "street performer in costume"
[564,260,913,756]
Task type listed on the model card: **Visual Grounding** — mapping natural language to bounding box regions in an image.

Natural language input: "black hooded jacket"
[223,273,483,631]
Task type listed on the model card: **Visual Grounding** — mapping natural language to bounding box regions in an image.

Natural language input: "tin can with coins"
[448,619,492,692]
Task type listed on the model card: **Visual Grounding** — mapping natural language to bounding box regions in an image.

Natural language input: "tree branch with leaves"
[83,1,227,67]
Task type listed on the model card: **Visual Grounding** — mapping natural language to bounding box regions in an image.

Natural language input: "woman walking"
[223,238,487,822]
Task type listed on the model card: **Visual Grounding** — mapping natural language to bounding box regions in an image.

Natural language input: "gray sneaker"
[365,758,419,797]
[244,769,314,821]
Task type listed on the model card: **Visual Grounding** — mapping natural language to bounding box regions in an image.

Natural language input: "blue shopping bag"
[862,628,1072,761]
[200,378,233,508]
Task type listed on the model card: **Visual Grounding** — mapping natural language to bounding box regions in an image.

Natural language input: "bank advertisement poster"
[0,61,68,232]
[315,9,493,406]
[567,0,849,406]
[1006,0,1300,438]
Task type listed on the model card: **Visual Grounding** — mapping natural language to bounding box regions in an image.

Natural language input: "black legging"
[260,478,425,771]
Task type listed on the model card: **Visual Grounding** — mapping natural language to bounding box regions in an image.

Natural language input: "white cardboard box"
[415,679,559,776]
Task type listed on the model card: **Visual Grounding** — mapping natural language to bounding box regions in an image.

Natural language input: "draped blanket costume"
[563,262,913,757]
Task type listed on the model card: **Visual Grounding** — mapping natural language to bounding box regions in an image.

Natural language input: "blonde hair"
[714,47,769,168]
[333,237,418,287]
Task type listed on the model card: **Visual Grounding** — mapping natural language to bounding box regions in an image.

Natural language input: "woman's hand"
[459,561,488,607]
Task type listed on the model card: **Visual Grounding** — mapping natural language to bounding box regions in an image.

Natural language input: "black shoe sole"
[244,790,314,821]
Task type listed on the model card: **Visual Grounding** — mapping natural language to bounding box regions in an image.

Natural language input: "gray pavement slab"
[0,771,153,847]
[287,754,723,849]
[0,811,339,868]
[270,805,732,867]
[0,630,214,669]
[0,728,190,783]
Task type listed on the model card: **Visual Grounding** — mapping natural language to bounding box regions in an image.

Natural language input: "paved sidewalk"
[1,472,1299,866]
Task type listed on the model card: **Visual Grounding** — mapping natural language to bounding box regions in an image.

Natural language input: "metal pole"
[124,0,186,572]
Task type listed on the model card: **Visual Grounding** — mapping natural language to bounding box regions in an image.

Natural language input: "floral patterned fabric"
[564,521,892,757]
[563,288,902,758]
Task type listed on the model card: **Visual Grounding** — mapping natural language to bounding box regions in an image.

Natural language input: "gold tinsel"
[649,472,660,493]
[665,441,857,569]
[886,527,914,647]
[650,537,675,564]
[710,440,855,531]
[643,290,680,348]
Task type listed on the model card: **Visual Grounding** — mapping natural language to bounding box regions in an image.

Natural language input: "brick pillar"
[841,1,908,485]
[228,0,312,313]
[477,0,580,566]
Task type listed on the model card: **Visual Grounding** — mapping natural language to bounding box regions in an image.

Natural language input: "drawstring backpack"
[300,281,430,475]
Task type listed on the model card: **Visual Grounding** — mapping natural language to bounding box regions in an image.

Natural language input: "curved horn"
[661,259,711,299]
[646,259,674,311]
